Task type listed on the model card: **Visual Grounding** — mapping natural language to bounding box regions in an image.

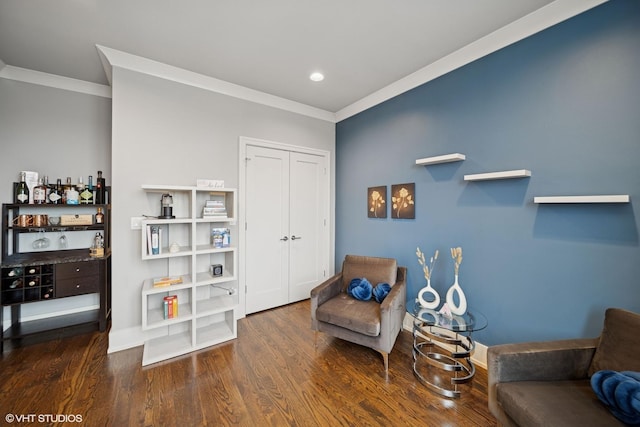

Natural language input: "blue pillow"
[348,277,372,301]
[591,370,640,425]
[373,283,391,303]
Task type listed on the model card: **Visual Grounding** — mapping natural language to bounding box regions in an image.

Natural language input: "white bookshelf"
[140,185,238,366]
[464,169,531,181]
[534,195,630,204]
[416,153,466,166]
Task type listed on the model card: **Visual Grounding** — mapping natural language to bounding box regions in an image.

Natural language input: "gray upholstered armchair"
[310,255,407,372]
[488,308,640,426]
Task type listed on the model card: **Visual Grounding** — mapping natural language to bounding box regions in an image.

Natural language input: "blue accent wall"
[335,0,640,345]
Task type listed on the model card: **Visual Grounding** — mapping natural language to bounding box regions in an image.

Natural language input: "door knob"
[291,235,302,240]
[280,236,289,241]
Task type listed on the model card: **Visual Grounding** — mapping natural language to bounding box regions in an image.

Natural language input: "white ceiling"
[0,1,603,117]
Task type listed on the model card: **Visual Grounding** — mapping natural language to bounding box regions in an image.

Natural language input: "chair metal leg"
[314,331,319,349]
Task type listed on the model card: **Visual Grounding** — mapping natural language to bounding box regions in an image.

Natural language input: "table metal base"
[412,318,476,398]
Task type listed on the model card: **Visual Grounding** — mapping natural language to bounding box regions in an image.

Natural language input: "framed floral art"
[367,186,387,218]
[391,183,415,219]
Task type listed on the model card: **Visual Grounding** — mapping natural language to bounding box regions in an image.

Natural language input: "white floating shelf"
[464,169,531,181]
[416,153,466,166]
[534,195,630,204]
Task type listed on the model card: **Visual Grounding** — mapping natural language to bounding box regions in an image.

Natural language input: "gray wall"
[0,78,112,322]
[108,66,335,351]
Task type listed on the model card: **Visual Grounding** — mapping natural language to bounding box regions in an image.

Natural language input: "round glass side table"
[407,298,488,398]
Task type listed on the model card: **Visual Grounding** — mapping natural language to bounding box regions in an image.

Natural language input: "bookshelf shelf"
[140,185,238,366]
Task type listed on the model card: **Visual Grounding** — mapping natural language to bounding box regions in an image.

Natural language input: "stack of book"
[202,193,227,218]
[152,276,183,287]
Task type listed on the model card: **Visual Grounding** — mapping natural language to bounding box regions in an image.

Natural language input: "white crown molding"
[96,45,337,123]
[335,0,608,122]
[0,64,112,98]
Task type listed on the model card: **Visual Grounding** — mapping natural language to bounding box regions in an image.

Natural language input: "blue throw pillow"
[348,277,372,301]
[591,370,640,425]
[373,283,391,303]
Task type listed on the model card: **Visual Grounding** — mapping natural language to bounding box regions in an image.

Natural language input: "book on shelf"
[163,295,178,319]
[147,225,162,255]
[152,276,183,287]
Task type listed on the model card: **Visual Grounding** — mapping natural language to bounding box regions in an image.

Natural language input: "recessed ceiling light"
[309,72,324,82]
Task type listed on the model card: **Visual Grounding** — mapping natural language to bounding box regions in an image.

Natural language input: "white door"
[289,152,327,302]
[244,144,328,314]
[245,145,290,314]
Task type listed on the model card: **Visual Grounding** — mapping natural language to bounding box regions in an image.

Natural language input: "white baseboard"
[403,312,487,370]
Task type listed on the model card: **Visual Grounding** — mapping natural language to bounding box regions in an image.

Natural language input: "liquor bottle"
[15,171,30,204]
[65,177,79,204]
[95,207,104,224]
[43,176,51,203]
[80,176,93,204]
[50,178,63,204]
[33,178,48,204]
[96,170,106,204]
[77,176,85,194]
[86,175,95,204]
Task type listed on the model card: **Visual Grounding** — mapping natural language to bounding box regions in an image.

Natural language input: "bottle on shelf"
[86,175,95,205]
[65,177,79,205]
[96,170,106,204]
[15,172,30,204]
[42,287,54,299]
[95,207,104,224]
[50,178,63,204]
[43,176,51,203]
[7,267,22,277]
[33,178,48,204]
[80,176,94,204]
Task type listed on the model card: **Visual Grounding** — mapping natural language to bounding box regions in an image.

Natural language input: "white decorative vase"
[417,279,440,309]
[445,274,467,315]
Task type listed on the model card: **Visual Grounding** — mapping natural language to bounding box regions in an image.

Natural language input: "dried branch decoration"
[451,247,463,275]
[416,247,439,281]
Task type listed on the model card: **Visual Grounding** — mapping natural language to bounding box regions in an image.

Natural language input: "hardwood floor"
[0,300,497,426]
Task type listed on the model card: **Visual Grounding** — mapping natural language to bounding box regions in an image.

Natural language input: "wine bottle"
[96,170,106,204]
[8,267,22,277]
[15,171,30,204]
[33,178,48,204]
[50,178,63,204]
[42,286,54,299]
